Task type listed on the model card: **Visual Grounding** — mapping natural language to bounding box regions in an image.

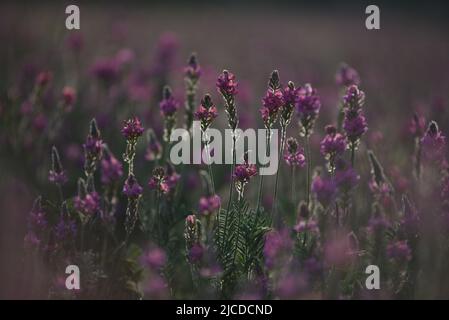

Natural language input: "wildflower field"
[1,2,449,300]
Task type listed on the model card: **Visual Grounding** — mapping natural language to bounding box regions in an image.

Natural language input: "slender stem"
[292,166,296,206]
[305,136,311,208]
[203,134,216,195]
[350,143,355,168]
[272,128,286,224]
[223,134,236,249]
[256,130,270,216]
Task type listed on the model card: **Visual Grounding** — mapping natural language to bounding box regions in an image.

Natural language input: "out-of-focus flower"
[49,146,68,185]
[184,53,202,130]
[160,86,179,142]
[159,86,179,117]
[188,243,204,263]
[409,112,426,138]
[66,32,83,53]
[387,240,412,262]
[312,173,336,206]
[123,173,143,198]
[335,159,359,191]
[320,125,347,173]
[335,63,360,87]
[83,119,103,177]
[284,137,306,167]
[54,203,77,242]
[275,272,308,299]
[184,214,202,264]
[421,120,446,162]
[62,86,76,109]
[184,52,202,81]
[195,94,218,132]
[32,113,48,131]
[144,275,169,299]
[36,71,52,88]
[145,129,162,161]
[24,197,47,249]
[150,32,178,78]
[74,190,101,216]
[115,48,135,67]
[142,247,167,270]
[324,232,358,267]
[296,83,321,137]
[198,194,221,216]
[234,156,257,199]
[90,58,119,84]
[367,209,390,234]
[263,229,292,269]
[101,145,123,185]
[293,219,319,234]
[342,85,368,147]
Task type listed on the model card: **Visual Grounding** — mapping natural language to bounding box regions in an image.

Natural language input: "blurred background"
[1,0,448,298]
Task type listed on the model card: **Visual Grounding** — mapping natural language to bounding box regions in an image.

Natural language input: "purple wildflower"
[198,194,221,216]
[342,85,368,147]
[263,229,292,269]
[421,120,446,162]
[335,63,360,87]
[148,167,170,194]
[216,70,238,97]
[90,58,119,84]
[121,117,144,141]
[62,86,76,109]
[234,158,257,199]
[293,219,319,234]
[159,86,179,117]
[284,137,306,167]
[387,240,412,262]
[160,86,179,142]
[296,83,321,137]
[123,174,143,198]
[195,94,218,132]
[320,125,347,173]
[145,129,162,161]
[188,243,204,264]
[101,145,123,185]
[335,159,360,191]
[48,146,68,185]
[311,174,336,206]
[217,70,239,131]
[184,52,201,81]
[83,119,103,176]
[142,247,167,270]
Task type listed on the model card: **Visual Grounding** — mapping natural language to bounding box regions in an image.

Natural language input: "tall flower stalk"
[296,84,321,207]
[195,94,218,194]
[184,53,201,131]
[48,146,68,202]
[160,86,179,159]
[342,85,368,167]
[83,119,103,179]
[121,117,144,238]
[258,70,284,219]
[216,70,238,212]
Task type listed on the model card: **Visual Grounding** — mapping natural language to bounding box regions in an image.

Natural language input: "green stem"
[272,127,286,225]
[305,136,311,208]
